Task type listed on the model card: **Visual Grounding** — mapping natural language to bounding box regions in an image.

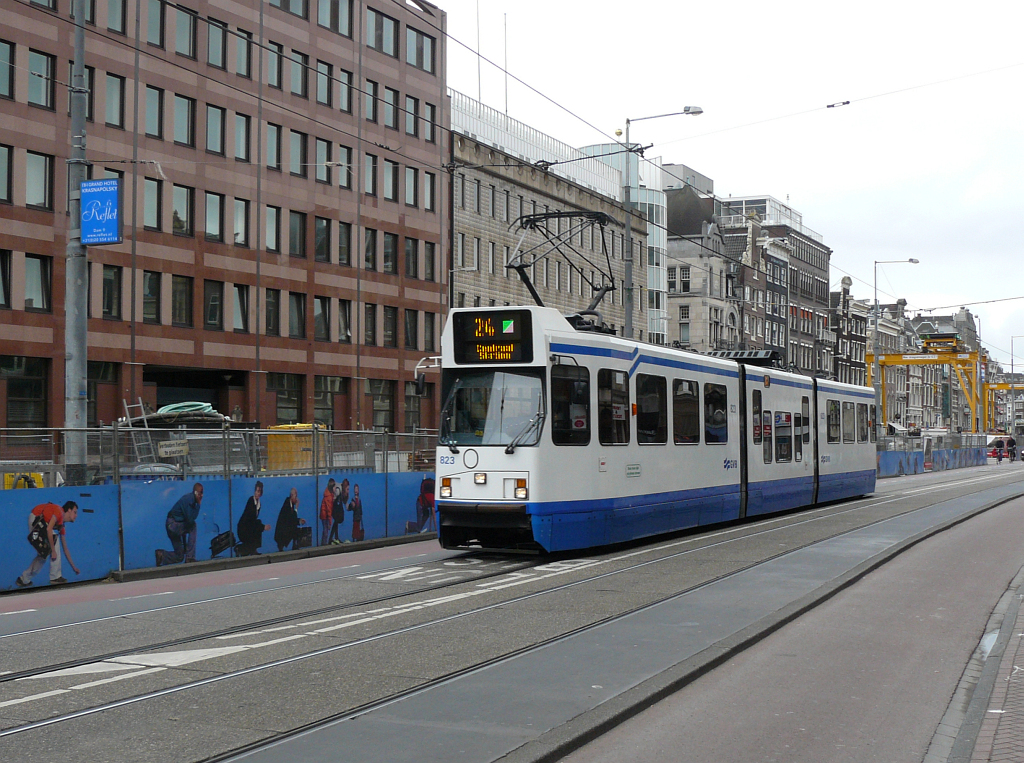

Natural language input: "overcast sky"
[436,0,1024,368]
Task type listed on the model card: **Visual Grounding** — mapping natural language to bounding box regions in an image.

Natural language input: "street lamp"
[617,107,703,340]
[1010,336,1024,437]
[873,258,919,432]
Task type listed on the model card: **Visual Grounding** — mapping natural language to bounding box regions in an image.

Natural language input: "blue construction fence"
[0,471,434,592]
[877,448,987,478]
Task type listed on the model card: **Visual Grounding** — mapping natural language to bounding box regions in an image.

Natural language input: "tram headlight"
[440,477,452,498]
[515,478,527,500]
[474,473,487,485]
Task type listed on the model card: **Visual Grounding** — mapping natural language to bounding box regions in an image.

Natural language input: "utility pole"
[64,0,89,484]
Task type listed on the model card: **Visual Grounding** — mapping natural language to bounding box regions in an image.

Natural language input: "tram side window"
[598,369,630,445]
[801,396,810,444]
[869,404,877,443]
[775,411,793,462]
[794,410,803,462]
[827,399,841,443]
[704,383,728,444]
[636,374,667,444]
[673,379,700,444]
[763,410,772,463]
[752,389,762,445]
[842,401,856,443]
[856,403,869,443]
[551,365,590,446]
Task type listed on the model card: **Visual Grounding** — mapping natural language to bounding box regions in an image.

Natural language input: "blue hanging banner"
[80,178,122,245]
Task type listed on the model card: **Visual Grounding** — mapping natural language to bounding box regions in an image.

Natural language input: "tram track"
[4,470,1021,748]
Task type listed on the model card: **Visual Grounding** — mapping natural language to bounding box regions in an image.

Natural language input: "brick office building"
[0,0,447,431]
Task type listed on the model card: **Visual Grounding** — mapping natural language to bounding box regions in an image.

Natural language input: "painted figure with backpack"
[16,501,80,587]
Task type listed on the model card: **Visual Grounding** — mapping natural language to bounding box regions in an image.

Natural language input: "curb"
[499,490,1024,763]
[107,532,439,583]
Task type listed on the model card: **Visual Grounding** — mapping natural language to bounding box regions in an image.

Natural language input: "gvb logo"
[723,459,738,470]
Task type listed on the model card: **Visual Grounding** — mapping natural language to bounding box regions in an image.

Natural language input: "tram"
[435,305,877,553]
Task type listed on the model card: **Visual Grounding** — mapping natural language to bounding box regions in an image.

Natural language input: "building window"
[680,266,690,293]
[382,306,398,348]
[424,241,435,282]
[65,61,95,120]
[145,86,163,138]
[25,152,53,210]
[366,9,398,56]
[270,0,307,18]
[289,211,307,258]
[147,0,165,47]
[108,0,126,33]
[290,50,308,98]
[404,309,418,350]
[315,138,330,183]
[105,73,125,127]
[141,270,160,323]
[235,113,250,161]
[404,95,418,136]
[175,7,197,58]
[204,279,223,329]
[313,216,331,262]
[143,177,161,229]
[28,51,55,109]
[315,60,332,106]
[338,221,352,266]
[406,27,435,73]
[364,79,378,122]
[364,227,377,270]
[172,184,193,236]
[267,42,283,88]
[424,172,435,211]
[205,105,225,154]
[266,205,280,251]
[290,130,307,177]
[382,232,398,274]
[21,254,51,313]
[173,94,195,146]
[405,167,418,207]
[233,198,249,246]
[236,29,252,77]
[364,303,376,345]
[383,86,398,128]
[404,237,418,278]
[233,284,249,332]
[314,296,330,341]
[205,192,224,241]
[2,356,48,428]
[423,103,436,143]
[0,41,13,99]
[338,299,351,342]
[207,20,226,68]
[266,123,281,170]
[317,0,352,36]
[364,153,377,195]
[314,375,345,427]
[265,288,280,335]
[100,265,122,319]
[288,292,305,338]
[266,372,301,424]
[424,312,435,352]
[171,274,193,326]
[383,159,399,201]
[337,69,352,112]
[337,145,352,189]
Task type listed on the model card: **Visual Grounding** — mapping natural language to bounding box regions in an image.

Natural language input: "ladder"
[122,398,157,464]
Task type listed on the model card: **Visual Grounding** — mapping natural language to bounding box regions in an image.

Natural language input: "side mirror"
[415,373,427,397]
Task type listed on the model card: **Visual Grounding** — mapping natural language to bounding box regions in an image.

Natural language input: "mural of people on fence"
[237,481,270,556]
[406,477,435,534]
[16,500,81,587]
[274,487,309,551]
[348,483,364,542]
[155,483,203,567]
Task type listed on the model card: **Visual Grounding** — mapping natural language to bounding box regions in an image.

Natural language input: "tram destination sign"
[453,309,533,364]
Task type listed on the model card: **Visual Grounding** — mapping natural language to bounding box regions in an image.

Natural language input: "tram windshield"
[440,369,545,448]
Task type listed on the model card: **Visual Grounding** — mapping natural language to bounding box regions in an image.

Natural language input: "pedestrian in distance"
[156,483,203,566]
[274,487,307,551]
[1008,435,1017,463]
[319,478,336,546]
[16,501,80,587]
[236,481,270,556]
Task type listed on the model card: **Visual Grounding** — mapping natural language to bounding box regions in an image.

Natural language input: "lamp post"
[1011,336,1024,438]
[619,107,703,340]
[873,258,919,431]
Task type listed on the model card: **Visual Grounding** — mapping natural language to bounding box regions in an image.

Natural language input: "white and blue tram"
[435,306,877,553]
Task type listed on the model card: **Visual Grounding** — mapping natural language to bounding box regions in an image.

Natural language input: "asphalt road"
[559,491,1024,763]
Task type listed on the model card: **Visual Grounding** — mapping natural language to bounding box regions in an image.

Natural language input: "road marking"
[0,609,37,616]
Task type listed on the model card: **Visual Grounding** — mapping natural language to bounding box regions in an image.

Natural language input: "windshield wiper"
[505,398,546,454]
